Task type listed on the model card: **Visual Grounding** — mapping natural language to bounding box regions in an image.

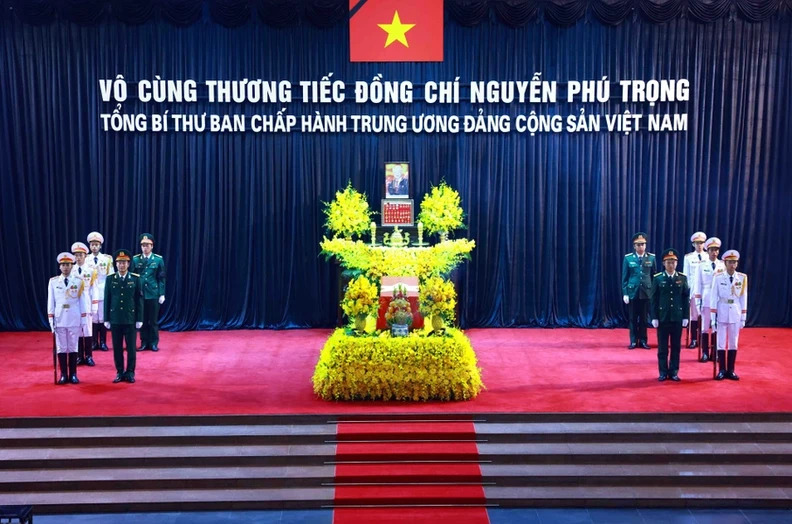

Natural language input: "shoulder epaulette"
[678,272,686,276]
[624,253,632,257]
[153,254,163,259]
[133,254,142,259]
[130,272,140,277]
[647,252,655,256]
[50,276,58,281]
[654,272,663,277]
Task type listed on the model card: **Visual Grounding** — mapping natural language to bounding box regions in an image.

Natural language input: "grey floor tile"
[588,508,643,524]
[740,509,792,524]
[488,508,541,523]
[536,507,593,524]
[639,508,698,524]
[689,508,750,524]
[280,510,333,524]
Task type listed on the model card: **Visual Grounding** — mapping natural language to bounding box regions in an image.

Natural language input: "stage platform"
[0,328,789,418]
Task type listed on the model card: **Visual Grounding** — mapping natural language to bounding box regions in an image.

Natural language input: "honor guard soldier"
[683,232,707,348]
[104,249,143,383]
[131,234,166,352]
[85,231,114,351]
[71,242,98,366]
[710,250,747,380]
[694,237,725,362]
[48,253,90,384]
[622,232,656,349]
[650,249,690,381]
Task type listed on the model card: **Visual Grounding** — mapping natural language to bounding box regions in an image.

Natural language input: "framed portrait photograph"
[384,162,410,199]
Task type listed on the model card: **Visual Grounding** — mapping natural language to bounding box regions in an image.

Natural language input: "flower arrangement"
[417,181,465,237]
[419,277,457,324]
[384,284,413,328]
[312,328,483,401]
[321,237,475,280]
[323,182,374,239]
[341,275,380,320]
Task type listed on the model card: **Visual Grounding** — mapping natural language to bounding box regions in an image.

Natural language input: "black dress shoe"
[727,372,740,381]
[113,374,124,383]
[70,375,80,384]
[100,343,109,351]
[86,357,96,366]
[76,356,84,365]
[125,373,136,383]
[700,354,709,363]
[640,341,651,349]
[137,345,148,351]
[57,376,68,385]
[715,371,726,381]
[150,344,159,352]
[670,375,680,382]
[628,343,637,349]
[658,374,667,382]
[688,340,698,349]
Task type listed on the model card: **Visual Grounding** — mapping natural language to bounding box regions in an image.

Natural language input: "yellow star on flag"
[377,11,415,48]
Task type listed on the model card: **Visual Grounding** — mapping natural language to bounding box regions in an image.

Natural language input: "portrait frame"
[384,161,410,199]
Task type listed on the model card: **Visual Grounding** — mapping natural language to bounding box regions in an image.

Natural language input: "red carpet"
[333,420,489,524]
[1,328,790,417]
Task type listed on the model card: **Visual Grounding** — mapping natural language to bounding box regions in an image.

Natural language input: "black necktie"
[730,275,734,284]
[64,278,69,287]
[698,254,702,261]
[94,256,98,265]
[712,262,715,270]
[78,267,82,275]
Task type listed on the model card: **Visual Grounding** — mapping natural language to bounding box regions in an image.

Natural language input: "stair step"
[334,463,482,483]
[0,424,334,447]
[0,488,334,512]
[335,441,479,462]
[336,422,476,441]
[484,485,792,508]
[334,484,486,505]
[0,466,335,492]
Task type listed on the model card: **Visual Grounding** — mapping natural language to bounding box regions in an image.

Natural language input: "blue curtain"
[1,7,791,330]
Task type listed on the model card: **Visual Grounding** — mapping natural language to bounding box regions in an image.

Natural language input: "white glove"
[48,318,55,333]
[623,295,630,304]
[741,320,746,328]
[682,319,689,328]
[135,322,143,329]
[104,322,111,330]
[711,318,717,330]
[651,319,659,328]
[159,295,165,305]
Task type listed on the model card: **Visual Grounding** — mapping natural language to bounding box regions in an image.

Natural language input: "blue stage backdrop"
[1,0,791,330]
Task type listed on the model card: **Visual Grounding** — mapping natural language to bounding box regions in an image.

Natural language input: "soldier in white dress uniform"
[47,252,90,384]
[85,231,114,351]
[694,237,725,363]
[710,250,747,380]
[71,242,98,366]
[683,231,707,348]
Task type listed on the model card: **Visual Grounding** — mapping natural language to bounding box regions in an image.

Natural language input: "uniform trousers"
[716,322,740,351]
[111,323,137,376]
[628,297,650,344]
[689,297,700,321]
[140,299,160,347]
[657,321,683,376]
[54,327,80,354]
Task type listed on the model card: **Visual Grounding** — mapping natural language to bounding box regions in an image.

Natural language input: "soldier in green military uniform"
[621,232,656,349]
[650,248,690,382]
[103,249,143,383]
[131,233,166,352]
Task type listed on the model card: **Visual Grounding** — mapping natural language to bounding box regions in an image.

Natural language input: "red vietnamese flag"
[349,0,444,62]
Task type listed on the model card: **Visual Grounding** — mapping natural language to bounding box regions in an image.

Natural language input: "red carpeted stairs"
[332,418,490,524]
